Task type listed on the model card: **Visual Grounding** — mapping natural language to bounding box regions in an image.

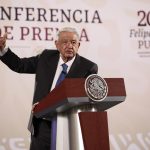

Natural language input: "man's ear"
[55,40,57,46]
[55,40,59,49]
[78,42,80,48]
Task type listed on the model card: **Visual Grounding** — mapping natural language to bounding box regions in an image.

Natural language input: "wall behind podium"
[0,0,150,149]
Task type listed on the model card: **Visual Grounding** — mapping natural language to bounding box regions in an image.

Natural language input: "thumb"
[32,102,39,113]
[3,33,7,39]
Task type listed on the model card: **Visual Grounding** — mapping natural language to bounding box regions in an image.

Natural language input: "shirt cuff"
[0,47,8,56]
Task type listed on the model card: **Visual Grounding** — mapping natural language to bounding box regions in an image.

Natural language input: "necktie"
[51,63,68,150]
[55,63,68,87]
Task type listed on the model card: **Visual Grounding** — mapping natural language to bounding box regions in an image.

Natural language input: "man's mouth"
[65,50,73,54]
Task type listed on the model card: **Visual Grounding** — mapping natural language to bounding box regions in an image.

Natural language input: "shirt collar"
[59,55,76,71]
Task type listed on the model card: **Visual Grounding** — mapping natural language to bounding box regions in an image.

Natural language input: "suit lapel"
[66,54,81,78]
[46,51,59,89]
[46,52,82,81]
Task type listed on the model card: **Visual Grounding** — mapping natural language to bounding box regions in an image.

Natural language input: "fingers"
[0,33,7,41]
[32,102,39,113]
[3,33,7,40]
[0,33,7,50]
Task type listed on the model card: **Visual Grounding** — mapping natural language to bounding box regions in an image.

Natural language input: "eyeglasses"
[59,40,79,46]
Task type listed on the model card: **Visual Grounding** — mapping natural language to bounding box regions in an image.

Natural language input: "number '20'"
[138,10,150,26]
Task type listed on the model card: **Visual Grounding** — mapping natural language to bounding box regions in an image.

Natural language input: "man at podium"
[0,27,98,150]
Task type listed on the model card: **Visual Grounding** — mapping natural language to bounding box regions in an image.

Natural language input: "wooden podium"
[34,78,126,150]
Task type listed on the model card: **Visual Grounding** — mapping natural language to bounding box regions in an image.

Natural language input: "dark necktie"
[55,63,68,87]
[51,63,68,150]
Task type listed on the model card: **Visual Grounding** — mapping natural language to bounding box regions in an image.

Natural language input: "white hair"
[56,27,79,40]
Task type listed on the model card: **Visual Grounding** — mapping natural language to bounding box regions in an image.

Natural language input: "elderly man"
[0,27,98,150]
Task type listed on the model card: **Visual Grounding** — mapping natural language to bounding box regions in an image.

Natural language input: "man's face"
[55,31,80,62]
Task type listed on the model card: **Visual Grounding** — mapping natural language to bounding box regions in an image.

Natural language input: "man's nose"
[66,41,73,47]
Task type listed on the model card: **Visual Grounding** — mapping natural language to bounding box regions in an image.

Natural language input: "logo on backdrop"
[85,74,108,102]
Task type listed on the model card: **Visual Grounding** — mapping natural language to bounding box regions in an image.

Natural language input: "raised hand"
[0,33,7,51]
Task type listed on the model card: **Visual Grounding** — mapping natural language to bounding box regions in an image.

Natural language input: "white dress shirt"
[50,55,76,91]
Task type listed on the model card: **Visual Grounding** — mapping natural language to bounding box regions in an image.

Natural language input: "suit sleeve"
[90,63,98,74]
[0,48,39,74]
[85,63,98,78]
